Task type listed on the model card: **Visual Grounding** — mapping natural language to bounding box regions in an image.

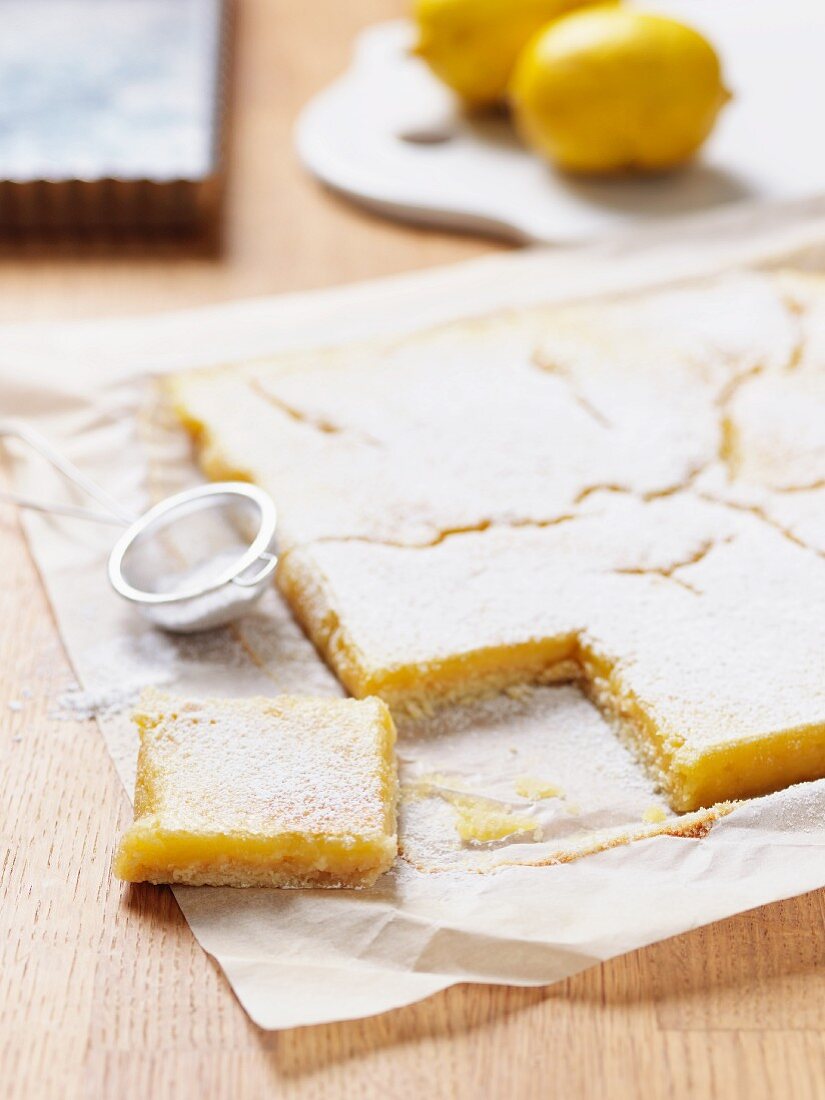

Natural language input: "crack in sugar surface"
[698,491,825,562]
[773,478,825,494]
[609,537,731,596]
[247,378,383,448]
[573,461,714,509]
[716,317,807,481]
[531,349,614,430]
[279,511,582,562]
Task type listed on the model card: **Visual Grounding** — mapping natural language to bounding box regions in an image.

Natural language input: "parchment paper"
[5,197,825,1030]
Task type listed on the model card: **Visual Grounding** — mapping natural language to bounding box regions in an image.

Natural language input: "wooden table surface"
[2,2,823,1097]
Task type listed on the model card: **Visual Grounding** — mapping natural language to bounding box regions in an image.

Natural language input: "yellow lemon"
[413,0,609,109]
[510,7,730,173]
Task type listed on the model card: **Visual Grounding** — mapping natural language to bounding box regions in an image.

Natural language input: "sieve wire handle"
[231,550,278,587]
[0,420,136,526]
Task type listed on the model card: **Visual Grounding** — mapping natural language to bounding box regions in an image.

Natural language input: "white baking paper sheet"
[5,198,825,1029]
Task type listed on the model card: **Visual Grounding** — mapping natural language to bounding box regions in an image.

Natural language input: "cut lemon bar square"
[114,690,398,888]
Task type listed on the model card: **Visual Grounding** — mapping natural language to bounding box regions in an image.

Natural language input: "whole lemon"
[413,0,609,109]
[510,7,730,173]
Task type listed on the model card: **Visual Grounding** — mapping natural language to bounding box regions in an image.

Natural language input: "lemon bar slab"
[114,691,398,888]
[278,494,825,811]
[169,270,825,813]
[167,272,799,550]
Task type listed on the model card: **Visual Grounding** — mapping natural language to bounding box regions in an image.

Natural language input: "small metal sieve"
[1,421,278,633]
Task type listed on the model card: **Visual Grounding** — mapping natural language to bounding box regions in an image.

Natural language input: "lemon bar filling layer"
[581,646,825,812]
[116,827,395,888]
[115,691,398,888]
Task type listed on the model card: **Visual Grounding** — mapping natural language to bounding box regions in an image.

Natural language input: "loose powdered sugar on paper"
[396,686,725,874]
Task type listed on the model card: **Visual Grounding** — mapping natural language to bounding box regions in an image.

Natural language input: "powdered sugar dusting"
[132,690,394,837]
[171,270,825,810]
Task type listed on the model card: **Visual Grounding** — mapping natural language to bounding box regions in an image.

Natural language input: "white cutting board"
[296,2,825,244]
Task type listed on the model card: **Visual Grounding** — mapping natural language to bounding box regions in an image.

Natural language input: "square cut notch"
[115,690,398,888]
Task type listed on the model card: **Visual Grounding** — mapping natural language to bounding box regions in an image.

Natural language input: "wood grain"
[1,2,823,1097]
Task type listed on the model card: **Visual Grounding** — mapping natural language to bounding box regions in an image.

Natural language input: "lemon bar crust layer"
[115,691,398,888]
